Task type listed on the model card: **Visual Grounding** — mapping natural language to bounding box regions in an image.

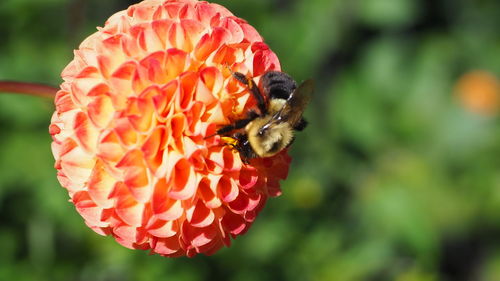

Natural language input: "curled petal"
[153,236,182,256]
[112,183,146,227]
[152,179,184,221]
[73,191,108,228]
[186,200,215,228]
[181,221,217,248]
[169,158,198,200]
[218,177,239,203]
[198,177,222,209]
[147,219,179,238]
[73,112,99,154]
[88,159,116,208]
[87,94,115,128]
[221,210,247,236]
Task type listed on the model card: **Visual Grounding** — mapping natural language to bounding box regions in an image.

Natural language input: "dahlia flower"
[49,0,291,257]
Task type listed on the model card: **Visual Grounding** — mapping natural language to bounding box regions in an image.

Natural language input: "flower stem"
[0,81,58,99]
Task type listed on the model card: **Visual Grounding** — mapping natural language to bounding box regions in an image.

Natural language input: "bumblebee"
[212,70,313,163]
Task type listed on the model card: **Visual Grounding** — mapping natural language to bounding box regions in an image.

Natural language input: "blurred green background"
[1,0,500,280]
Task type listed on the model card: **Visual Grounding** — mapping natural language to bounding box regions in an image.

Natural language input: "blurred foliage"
[1,0,500,280]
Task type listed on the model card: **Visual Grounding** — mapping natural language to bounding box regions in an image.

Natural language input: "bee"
[210,70,313,163]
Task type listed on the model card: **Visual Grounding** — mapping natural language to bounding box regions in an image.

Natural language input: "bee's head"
[246,117,293,158]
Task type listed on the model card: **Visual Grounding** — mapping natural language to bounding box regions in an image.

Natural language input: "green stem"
[0,81,58,99]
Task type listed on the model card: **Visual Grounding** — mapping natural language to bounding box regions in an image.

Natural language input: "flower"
[455,70,500,116]
[49,0,291,257]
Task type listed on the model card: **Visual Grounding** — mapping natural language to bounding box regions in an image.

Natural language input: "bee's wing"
[273,79,314,126]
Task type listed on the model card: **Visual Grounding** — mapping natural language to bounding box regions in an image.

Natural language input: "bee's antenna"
[204,133,218,140]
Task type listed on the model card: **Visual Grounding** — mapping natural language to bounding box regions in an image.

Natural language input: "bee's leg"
[215,111,259,135]
[221,132,250,164]
[229,132,248,164]
[231,71,268,115]
[231,71,250,85]
[216,122,247,136]
[293,118,308,131]
[234,134,256,164]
